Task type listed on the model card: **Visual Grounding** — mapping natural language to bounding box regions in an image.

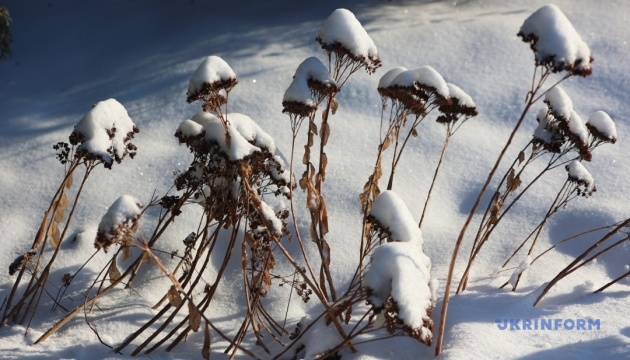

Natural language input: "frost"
[587,111,617,143]
[370,190,422,244]
[95,195,143,252]
[518,4,592,75]
[317,8,378,60]
[187,55,237,97]
[389,66,450,100]
[508,256,532,288]
[70,99,138,168]
[566,160,595,196]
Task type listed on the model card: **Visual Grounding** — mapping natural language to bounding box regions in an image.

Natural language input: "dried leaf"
[411,128,419,138]
[382,135,391,151]
[507,168,515,186]
[188,299,202,332]
[321,153,328,173]
[65,172,74,189]
[108,262,121,284]
[53,206,65,223]
[202,322,211,360]
[331,98,339,115]
[263,269,272,288]
[309,121,317,134]
[49,222,60,250]
[122,245,131,261]
[167,285,183,307]
[321,198,329,235]
[142,251,151,264]
[131,220,139,234]
[518,151,526,166]
[302,145,310,165]
[321,240,331,268]
[321,122,330,146]
[59,193,69,213]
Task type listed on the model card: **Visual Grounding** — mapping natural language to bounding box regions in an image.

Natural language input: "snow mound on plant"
[95,195,142,252]
[587,111,617,143]
[364,191,434,345]
[566,160,595,195]
[283,57,337,107]
[389,66,450,100]
[317,8,378,59]
[187,55,237,95]
[518,4,592,75]
[71,98,138,168]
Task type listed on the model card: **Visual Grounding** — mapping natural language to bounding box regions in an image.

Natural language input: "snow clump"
[95,195,143,252]
[282,57,338,117]
[69,99,139,169]
[566,160,595,196]
[518,4,593,76]
[586,111,617,144]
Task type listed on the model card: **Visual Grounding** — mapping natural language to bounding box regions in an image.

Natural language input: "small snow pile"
[176,110,274,162]
[69,99,139,169]
[369,190,422,244]
[288,316,343,359]
[282,57,338,118]
[533,106,564,153]
[389,66,450,101]
[543,87,591,160]
[95,195,143,252]
[518,4,593,76]
[508,256,532,289]
[187,55,238,104]
[365,190,434,345]
[566,160,595,197]
[377,66,407,98]
[436,83,478,123]
[317,8,381,73]
[586,111,617,144]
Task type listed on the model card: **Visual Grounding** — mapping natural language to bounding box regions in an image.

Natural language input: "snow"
[587,111,617,143]
[565,110,589,146]
[508,256,532,288]
[71,98,137,167]
[377,66,407,90]
[518,4,592,75]
[187,55,237,95]
[259,200,283,236]
[533,106,563,150]
[229,112,277,153]
[544,86,573,121]
[175,119,203,138]
[95,195,143,251]
[566,160,595,194]
[364,240,434,344]
[282,57,336,109]
[389,66,450,100]
[369,190,423,244]
[317,8,378,60]
[1,1,630,359]
[445,83,475,109]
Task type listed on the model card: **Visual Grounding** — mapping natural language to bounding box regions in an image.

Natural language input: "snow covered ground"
[1,0,629,358]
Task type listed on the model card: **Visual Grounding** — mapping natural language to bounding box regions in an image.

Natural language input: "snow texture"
[187,110,276,161]
[283,57,336,106]
[378,66,407,89]
[364,240,434,341]
[566,110,589,145]
[294,316,343,359]
[369,190,423,244]
[533,106,562,146]
[187,55,236,94]
[259,200,283,236]
[97,195,143,240]
[446,83,475,109]
[587,111,617,142]
[71,98,136,166]
[508,256,532,288]
[365,191,434,343]
[544,86,573,121]
[176,119,204,138]
[566,160,595,193]
[317,8,378,59]
[389,66,450,99]
[518,4,592,74]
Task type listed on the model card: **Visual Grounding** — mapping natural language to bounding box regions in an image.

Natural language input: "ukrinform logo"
[495,319,601,331]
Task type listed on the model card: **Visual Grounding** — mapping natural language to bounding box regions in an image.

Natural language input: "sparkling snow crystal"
[317,8,381,73]
[95,195,143,252]
[365,190,434,345]
[70,99,139,169]
[518,4,592,76]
